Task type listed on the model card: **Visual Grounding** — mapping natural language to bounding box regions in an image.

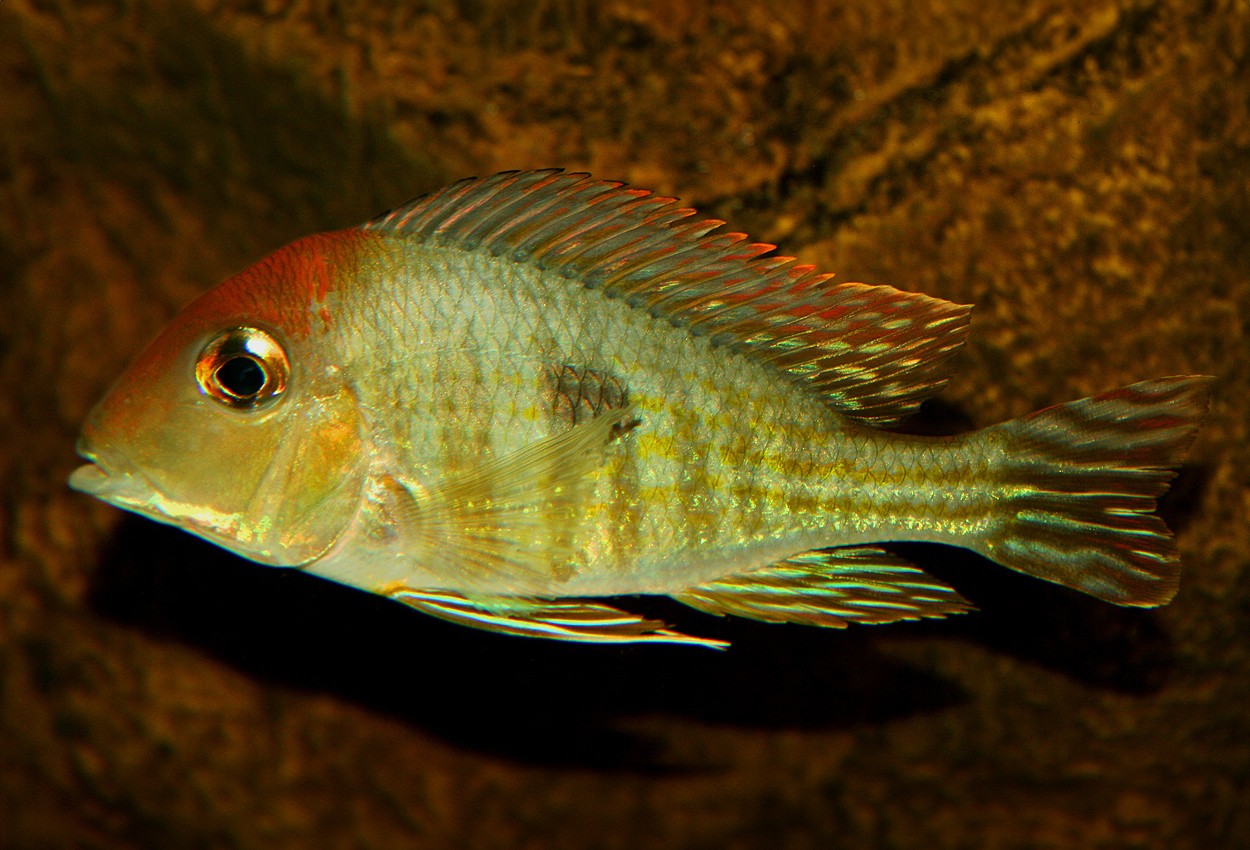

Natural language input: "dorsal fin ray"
[362,170,971,424]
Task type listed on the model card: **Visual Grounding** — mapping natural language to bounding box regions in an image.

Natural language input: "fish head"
[70,232,370,567]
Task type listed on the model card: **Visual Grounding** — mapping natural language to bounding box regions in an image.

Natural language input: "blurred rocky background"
[0,0,1246,847]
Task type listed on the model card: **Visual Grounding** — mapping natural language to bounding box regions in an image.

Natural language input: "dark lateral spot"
[546,363,630,427]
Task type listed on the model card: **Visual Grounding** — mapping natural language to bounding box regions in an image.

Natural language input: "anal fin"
[672,546,973,628]
[386,587,729,649]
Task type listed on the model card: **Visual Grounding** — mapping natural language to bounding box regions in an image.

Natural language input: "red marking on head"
[193,229,372,339]
[100,229,380,417]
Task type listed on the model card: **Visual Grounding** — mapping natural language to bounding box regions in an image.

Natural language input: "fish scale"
[68,170,1212,647]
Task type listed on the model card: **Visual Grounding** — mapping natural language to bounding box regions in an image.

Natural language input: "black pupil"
[215,356,266,398]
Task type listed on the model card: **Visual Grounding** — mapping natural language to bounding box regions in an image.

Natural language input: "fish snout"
[67,435,153,508]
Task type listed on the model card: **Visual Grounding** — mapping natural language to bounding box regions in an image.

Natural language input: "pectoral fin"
[383,406,632,593]
[385,587,729,648]
[673,546,973,627]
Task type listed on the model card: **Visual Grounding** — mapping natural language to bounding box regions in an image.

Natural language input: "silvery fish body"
[70,171,1211,647]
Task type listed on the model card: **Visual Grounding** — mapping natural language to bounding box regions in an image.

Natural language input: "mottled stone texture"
[1,0,1247,847]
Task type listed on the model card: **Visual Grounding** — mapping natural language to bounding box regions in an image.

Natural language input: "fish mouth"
[69,436,251,553]
[68,437,172,525]
[69,436,119,497]
[68,438,116,497]
[67,460,113,496]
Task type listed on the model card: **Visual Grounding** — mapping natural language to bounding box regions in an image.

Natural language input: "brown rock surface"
[1,0,1246,847]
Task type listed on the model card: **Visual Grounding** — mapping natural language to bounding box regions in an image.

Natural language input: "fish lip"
[70,433,115,493]
[68,437,160,513]
[69,434,112,496]
[68,458,152,507]
[67,460,113,496]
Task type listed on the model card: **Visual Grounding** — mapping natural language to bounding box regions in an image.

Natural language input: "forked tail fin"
[976,376,1212,606]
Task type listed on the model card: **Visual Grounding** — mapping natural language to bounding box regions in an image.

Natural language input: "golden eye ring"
[196,327,290,410]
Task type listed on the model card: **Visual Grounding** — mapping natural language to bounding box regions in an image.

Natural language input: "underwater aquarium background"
[0,0,1247,847]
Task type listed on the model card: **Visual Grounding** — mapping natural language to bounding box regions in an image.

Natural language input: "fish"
[69,170,1212,649]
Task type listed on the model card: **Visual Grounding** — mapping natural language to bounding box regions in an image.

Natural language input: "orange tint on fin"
[361,170,970,424]
[673,546,974,628]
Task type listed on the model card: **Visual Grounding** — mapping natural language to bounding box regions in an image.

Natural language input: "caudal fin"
[977,376,1212,606]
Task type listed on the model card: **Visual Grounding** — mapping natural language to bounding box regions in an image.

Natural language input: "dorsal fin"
[361,170,971,424]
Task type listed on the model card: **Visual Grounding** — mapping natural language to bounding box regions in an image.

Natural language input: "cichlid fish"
[70,170,1211,648]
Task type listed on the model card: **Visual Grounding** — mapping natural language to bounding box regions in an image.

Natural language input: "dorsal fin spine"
[566,204,689,276]
[611,230,751,306]
[530,189,669,268]
[525,190,633,255]
[578,209,677,267]
[460,179,570,246]
[601,235,712,291]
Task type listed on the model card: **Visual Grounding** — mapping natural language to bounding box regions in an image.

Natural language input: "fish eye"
[196,327,289,410]
[216,356,267,397]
